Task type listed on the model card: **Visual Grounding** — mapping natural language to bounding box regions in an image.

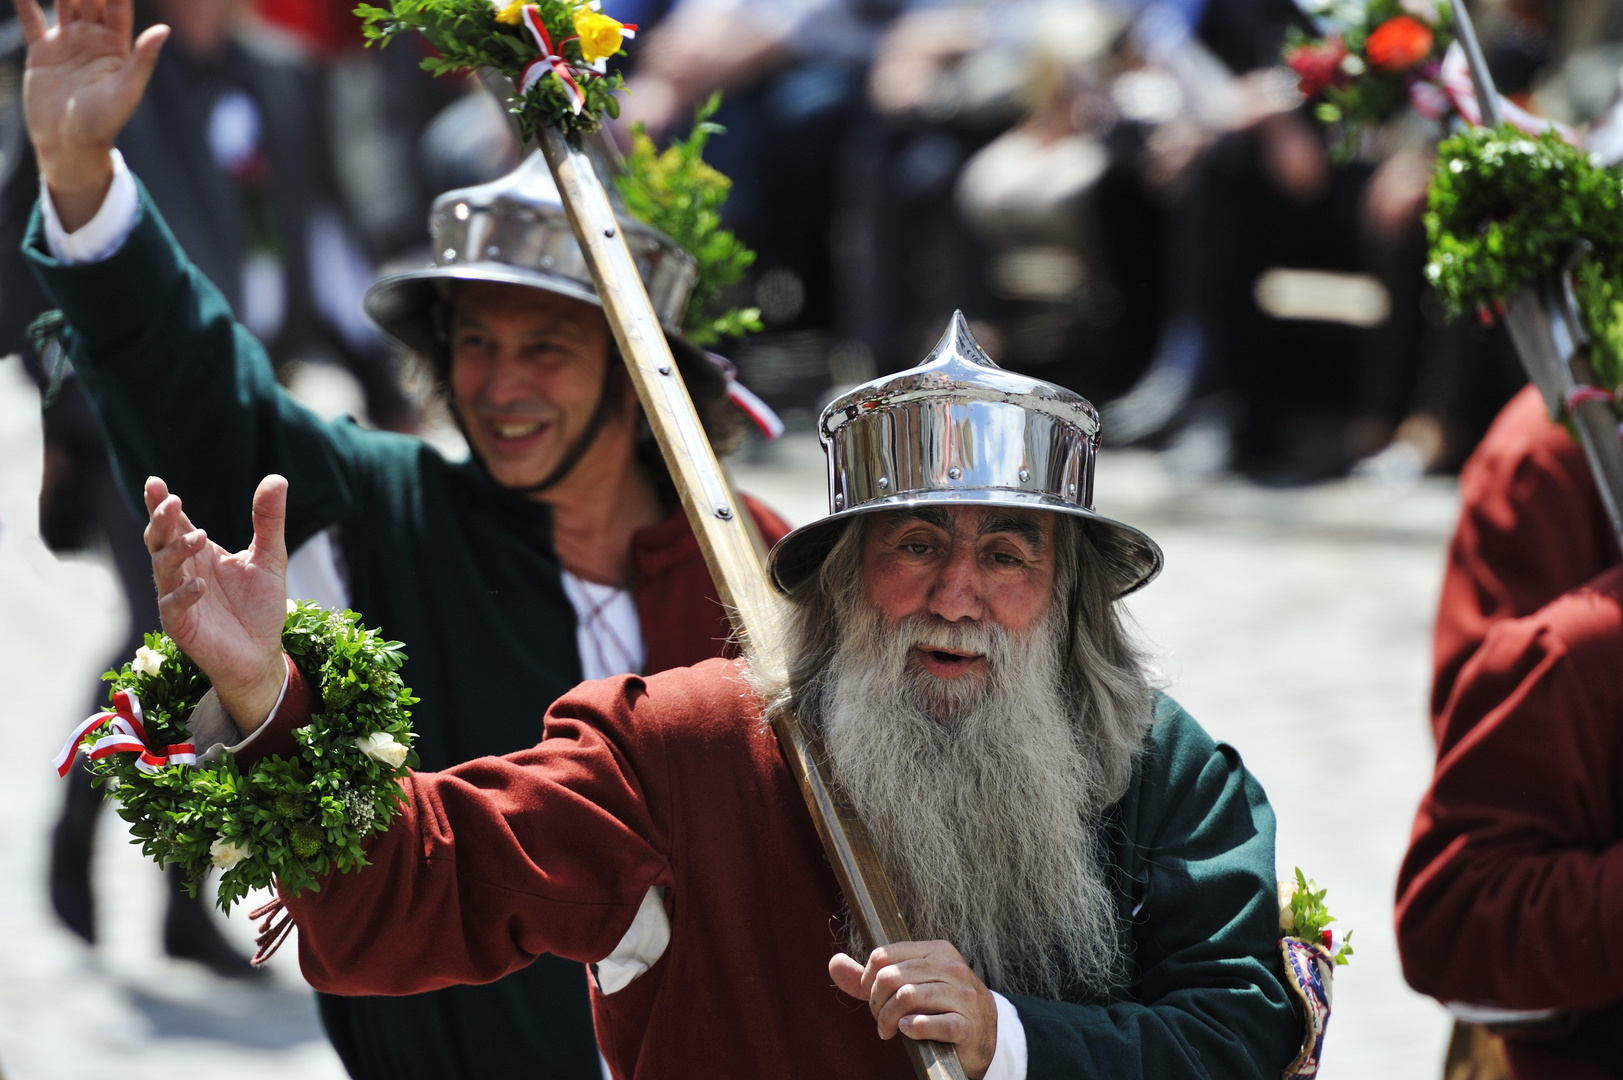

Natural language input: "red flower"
[1287,36,1348,98]
[1365,15,1434,73]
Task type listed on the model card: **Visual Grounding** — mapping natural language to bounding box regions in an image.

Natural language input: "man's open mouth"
[914,645,986,678]
[485,417,551,446]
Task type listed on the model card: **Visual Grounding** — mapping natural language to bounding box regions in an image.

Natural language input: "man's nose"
[927,542,984,623]
[482,347,534,401]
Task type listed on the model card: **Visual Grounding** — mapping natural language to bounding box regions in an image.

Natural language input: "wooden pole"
[537,127,969,1080]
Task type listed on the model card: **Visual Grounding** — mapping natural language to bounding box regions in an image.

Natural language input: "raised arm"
[143,472,668,990]
[18,0,361,550]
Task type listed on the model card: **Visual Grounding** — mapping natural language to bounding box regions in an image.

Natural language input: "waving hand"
[17,0,169,229]
[143,476,290,736]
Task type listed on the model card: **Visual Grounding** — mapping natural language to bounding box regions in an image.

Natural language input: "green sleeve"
[23,181,360,552]
[1013,702,1300,1079]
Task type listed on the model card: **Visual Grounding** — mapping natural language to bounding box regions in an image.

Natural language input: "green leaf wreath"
[1282,868,1354,966]
[82,602,418,911]
[1427,124,1623,393]
[616,93,763,345]
[357,0,632,144]
[1284,0,1454,160]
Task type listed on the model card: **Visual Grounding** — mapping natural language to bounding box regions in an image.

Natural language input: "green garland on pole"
[81,602,418,911]
[1426,124,1623,392]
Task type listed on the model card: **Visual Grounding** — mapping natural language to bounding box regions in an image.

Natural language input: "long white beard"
[815,601,1128,1000]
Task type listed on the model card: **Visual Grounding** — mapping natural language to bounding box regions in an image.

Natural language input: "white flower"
[131,645,165,677]
[355,732,409,769]
[1399,0,1437,19]
[210,837,251,871]
[286,598,298,614]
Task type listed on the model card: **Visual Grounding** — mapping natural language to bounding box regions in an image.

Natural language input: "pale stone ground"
[0,354,1454,1079]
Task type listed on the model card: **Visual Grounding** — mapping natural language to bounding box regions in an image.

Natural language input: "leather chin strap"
[471,360,623,497]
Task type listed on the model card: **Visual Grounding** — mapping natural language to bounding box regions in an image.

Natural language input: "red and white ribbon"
[519,5,586,115]
[515,4,636,113]
[53,688,196,778]
[1567,385,1616,411]
[706,351,785,440]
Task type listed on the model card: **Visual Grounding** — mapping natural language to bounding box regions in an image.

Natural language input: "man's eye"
[903,542,933,556]
[989,551,1023,566]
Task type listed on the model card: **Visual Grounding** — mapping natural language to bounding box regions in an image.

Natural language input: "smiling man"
[140,315,1303,1080]
[17,3,787,1079]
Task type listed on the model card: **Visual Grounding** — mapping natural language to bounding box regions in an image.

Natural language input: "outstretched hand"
[143,475,289,736]
[17,0,169,229]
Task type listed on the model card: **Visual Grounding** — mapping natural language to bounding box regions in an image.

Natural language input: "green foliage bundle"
[86,603,418,911]
[1427,125,1623,391]
[357,0,627,144]
[1283,868,1354,966]
[616,94,763,345]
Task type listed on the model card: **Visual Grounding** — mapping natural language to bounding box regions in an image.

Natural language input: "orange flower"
[1365,15,1433,72]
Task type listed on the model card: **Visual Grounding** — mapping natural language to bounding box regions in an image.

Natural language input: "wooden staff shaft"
[537,128,968,1080]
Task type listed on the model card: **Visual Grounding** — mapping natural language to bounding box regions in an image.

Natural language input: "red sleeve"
[280,675,673,997]
[1431,386,1618,737]
[1398,571,1623,1011]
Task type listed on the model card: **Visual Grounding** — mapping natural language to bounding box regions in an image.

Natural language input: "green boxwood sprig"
[1426,124,1623,393]
[85,602,418,911]
[1282,867,1354,966]
[616,94,763,345]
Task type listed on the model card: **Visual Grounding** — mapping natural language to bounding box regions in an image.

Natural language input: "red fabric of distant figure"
[253,0,364,53]
[1430,384,1618,740]
[1398,565,1623,1078]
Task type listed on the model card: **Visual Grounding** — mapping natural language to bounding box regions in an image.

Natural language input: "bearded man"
[17,3,788,1078]
[139,315,1302,1079]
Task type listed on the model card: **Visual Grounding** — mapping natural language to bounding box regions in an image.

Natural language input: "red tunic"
[282,658,916,1080]
[1398,567,1623,1078]
[1431,385,1618,737]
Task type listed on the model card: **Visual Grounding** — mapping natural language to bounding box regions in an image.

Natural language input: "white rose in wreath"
[355,732,409,769]
[210,837,251,871]
[131,645,165,677]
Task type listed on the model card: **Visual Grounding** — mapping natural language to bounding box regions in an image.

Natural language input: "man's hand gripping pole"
[534,126,971,1080]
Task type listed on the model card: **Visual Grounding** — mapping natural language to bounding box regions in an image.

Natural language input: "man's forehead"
[872,505,1051,543]
[453,282,600,329]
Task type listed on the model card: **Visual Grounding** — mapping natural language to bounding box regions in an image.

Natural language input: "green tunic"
[23,185,770,1080]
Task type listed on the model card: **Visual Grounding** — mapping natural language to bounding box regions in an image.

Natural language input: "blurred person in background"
[614,0,894,427]
[839,0,1329,460]
[15,2,792,1077]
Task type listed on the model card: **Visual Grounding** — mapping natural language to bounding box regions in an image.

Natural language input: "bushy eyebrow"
[876,507,955,536]
[875,508,1045,549]
[978,513,1045,549]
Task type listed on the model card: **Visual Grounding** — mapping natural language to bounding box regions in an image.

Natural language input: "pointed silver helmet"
[364,151,699,358]
[768,313,1163,598]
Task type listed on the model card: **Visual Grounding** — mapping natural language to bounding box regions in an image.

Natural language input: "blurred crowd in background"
[0,0,1620,974]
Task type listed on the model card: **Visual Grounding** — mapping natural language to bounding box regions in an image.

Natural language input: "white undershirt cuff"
[983,991,1029,1080]
[39,149,141,266]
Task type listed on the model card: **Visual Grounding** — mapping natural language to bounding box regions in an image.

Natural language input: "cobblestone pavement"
[0,355,1454,1079]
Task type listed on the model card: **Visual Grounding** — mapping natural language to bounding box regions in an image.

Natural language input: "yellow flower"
[574,8,626,63]
[493,1,526,25]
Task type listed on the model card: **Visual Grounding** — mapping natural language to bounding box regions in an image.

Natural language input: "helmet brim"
[364,263,605,359]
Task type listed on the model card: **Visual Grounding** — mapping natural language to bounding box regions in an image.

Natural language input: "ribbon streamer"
[519,5,586,115]
[515,4,636,112]
[1566,385,1616,412]
[53,688,196,777]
